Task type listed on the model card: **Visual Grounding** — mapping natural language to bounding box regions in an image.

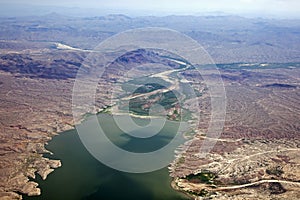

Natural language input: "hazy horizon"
[1,0,300,19]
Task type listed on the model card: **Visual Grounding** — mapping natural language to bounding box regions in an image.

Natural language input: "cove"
[24,114,190,200]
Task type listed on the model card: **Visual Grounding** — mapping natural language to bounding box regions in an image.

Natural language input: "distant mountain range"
[0,14,299,63]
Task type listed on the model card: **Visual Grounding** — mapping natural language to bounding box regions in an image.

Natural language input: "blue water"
[25,114,190,200]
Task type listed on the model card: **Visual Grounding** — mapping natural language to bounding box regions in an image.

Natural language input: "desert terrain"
[0,15,299,199]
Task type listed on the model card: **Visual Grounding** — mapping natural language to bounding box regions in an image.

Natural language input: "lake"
[25,114,190,200]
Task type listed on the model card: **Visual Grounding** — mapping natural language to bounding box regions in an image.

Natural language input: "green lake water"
[25,114,190,200]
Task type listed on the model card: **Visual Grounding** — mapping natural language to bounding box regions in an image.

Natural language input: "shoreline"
[32,110,190,197]
[170,178,195,200]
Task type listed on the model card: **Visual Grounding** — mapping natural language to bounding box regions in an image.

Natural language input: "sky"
[1,0,300,18]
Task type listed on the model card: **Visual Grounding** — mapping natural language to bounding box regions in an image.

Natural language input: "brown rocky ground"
[0,70,73,199]
[170,65,300,199]
[0,50,114,199]
[0,47,300,199]
[0,47,199,199]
